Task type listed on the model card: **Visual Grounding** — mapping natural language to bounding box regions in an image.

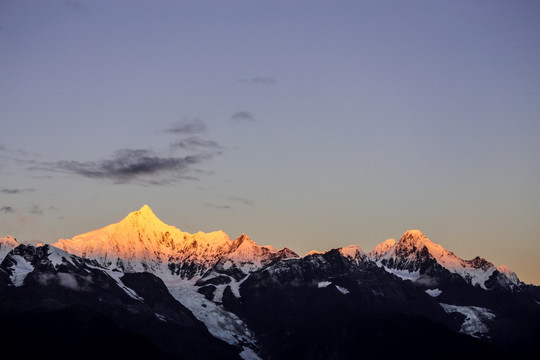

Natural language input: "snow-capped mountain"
[54,205,296,282]
[2,207,539,359]
[53,205,234,277]
[0,243,241,359]
[370,229,508,289]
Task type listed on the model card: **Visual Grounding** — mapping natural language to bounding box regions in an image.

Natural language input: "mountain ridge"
[2,206,539,359]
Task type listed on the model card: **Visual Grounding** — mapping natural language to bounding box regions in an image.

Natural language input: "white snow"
[229,275,250,298]
[47,246,76,267]
[239,346,262,360]
[165,279,257,349]
[155,313,168,322]
[8,255,34,286]
[335,285,350,294]
[440,303,495,338]
[86,264,143,301]
[425,288,442,297]
[318,281,332,288]
[381,266,421,282]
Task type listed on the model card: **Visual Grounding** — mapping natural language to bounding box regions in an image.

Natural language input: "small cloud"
[57,273,82,291]
[171,137,222,150]
[0,145,6,152]
[165,119,207,135]
[29,205,43,215]
[0,206,15,213]
[252,77,276,84]
[2,188,35,194]
[415,275,439,287]
[232,111,254,122]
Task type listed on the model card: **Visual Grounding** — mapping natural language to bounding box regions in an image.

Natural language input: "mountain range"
[1,205,538,359]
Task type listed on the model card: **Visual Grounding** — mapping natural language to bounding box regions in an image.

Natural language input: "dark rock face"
[0,244,240,360]
[222,250,509,359]
[1,239,539,359]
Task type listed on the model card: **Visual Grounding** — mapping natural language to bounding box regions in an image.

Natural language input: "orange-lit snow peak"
[52,205,234,274]
[497,265,521,285]
[399,229,428,243]
[338,245,364,259]
[369,238,396,260]
[305,250,325,256]
[0,235,19,248]
[1,235,19,261]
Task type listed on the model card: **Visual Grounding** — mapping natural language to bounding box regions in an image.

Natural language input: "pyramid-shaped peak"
[127,204,159,219]
[117,205,172,232]
[231,233,258,249]
[139,204,155,215]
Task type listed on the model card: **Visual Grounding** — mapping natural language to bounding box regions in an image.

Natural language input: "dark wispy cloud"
[228,197,254,206]
[0,206,15,213]
[29,204,43,215]
[165,119,207,135]
[239,77,276,85]
[205,203,232,210]
[171,137,222,150]
[1,188,35,194]
[232,111,254,122]
[50,149,214,184]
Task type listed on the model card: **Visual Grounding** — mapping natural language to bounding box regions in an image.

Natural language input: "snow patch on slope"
[381,266,421,282]
[318,281,332,288]
[425,288,442,297]
[47,246,76,267]
[8,255,34,286]
[239,346,262,360]
[87,264,143,301]
[335,285,350,294]
[165,278,257,348]
[440,303,495,338]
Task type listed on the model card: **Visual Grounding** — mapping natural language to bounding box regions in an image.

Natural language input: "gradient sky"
[1,1,539,283]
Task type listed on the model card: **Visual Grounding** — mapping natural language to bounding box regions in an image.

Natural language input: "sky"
[1,0,539,284]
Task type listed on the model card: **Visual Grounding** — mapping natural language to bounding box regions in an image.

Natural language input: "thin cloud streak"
[171,137,222,150]
[228,197,254,206]
[2,188,35,194]
[205,203,233,210]
[165,119,207,134]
